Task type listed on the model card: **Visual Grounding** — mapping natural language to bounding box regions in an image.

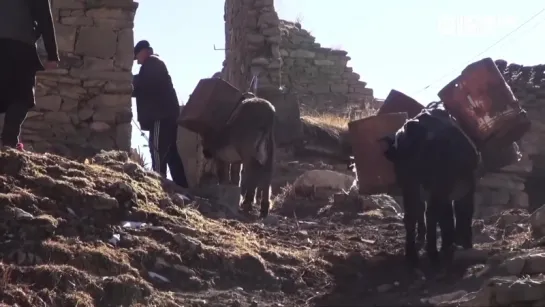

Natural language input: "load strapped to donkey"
[175,77,246,188]
[348,57,531,194]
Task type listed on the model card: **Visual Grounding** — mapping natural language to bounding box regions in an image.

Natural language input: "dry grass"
[300,108,377,131]
[295,13,304,25]
[0,148,326,306]
[301,113,350,130]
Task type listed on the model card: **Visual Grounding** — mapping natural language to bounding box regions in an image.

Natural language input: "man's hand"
[43,61,58,70]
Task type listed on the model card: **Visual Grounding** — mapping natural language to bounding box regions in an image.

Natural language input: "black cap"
[134,40,151,58]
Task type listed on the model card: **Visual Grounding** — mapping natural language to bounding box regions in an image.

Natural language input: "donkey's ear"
[378,134,397,161]
[378,134,395,147]
[242,92,256,99]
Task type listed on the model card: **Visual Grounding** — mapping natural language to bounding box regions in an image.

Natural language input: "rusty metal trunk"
[377,89,424,119]
[348,112,408,195]
[178,78,243,136]
[438,57,530,148]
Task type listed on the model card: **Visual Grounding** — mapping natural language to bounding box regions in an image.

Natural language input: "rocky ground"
[0,148,544,306]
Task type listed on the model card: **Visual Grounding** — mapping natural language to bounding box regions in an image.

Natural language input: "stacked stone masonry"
[222,0,374,145]
[461,61,545,217]
[493,61,545,214]
[0,0,139,157]
[278,20,374,117]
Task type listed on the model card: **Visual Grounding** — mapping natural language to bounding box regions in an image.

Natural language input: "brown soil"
[0,148,534,306]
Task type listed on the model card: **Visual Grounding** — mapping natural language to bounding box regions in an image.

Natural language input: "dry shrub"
[301,113,350,130]
[129,147,149,169]
[273,184,295,209]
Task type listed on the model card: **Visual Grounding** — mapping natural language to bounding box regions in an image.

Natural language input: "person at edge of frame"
[0,0,61,150]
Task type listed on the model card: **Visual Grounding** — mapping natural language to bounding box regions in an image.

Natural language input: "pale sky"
[131,0,545,164]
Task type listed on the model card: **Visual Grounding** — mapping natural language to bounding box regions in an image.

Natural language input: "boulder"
[293,169,355,199]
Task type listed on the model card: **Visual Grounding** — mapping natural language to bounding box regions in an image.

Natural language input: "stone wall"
[222,0,374,145]
[472,61,545,217]
[278,20,374,116]
[0,0,138,157]
[497,61,545,213]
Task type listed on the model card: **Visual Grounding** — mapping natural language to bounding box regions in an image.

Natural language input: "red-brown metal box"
[348,112,408,195]
[178,78,243,135]
[438,57,530,148]
[377,89,424,119]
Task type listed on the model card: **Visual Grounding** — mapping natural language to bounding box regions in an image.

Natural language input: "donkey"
[382,105,481,268]
[299,116,428,246]
[201,93,276,218]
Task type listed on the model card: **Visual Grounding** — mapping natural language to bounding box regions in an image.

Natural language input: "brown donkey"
[201,94,276,218]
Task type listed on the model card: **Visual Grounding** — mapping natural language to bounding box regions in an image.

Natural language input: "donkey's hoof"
[240,202,253,213]
[428,253,441,269]
[455,238,473,250]
[405,252,419,269]
[259,209,269,219]
[416,236,426,250]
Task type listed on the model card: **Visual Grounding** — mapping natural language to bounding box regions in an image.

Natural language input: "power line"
[413,7,545,96]
[503,13,545,46]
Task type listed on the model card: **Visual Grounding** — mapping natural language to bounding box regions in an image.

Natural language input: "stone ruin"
[1,0,544,218]
[0,0,138,157]
[221,0,375,145]
[220,0,545,216]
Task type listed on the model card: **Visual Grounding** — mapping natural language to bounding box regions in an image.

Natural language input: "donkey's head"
[201,130,227,159]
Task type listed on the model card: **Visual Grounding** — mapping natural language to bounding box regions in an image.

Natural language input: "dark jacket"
[132,55,180,131]
[0,0,60,72]
[0,0,59,114]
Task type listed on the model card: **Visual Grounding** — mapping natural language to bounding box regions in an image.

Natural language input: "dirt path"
[0,148,541,306]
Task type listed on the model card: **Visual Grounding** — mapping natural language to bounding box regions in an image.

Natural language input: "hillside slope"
[0,148,542,306]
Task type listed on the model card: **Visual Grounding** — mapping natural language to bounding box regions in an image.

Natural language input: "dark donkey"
[201,93,276,218]
[382,105,480,268]
[299,116,428,246]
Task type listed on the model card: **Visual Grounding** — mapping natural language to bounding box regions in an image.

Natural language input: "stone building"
[0,0,138,157]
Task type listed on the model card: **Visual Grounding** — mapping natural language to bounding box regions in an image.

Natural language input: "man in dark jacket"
[0,0,59,149]
[132,40,188,188]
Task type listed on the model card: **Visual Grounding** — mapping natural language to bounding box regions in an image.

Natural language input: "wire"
[132,118,149,144]
[413,7,545,96]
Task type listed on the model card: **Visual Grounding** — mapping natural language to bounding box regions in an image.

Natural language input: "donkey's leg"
[216,159,230,184]
[230,163,242,186]
[416,201,427,249]
[425,195,441,268]
[437,198,456,265]
[240,160,259,212]
[257,184,272,218]
[401,181,422,268]
[258,130,275,218]
[257,159,273,218]
[256,163,273,218]
[232,163,246,209]
[454,182,475,249]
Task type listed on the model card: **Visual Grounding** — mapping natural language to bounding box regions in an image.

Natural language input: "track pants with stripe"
[148,119,188,188]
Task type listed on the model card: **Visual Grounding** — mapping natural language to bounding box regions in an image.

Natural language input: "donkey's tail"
[255,117,275,167]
